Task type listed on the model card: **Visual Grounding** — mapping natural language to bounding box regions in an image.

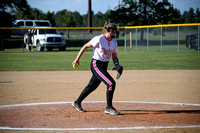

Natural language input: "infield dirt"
[0,70,200,133]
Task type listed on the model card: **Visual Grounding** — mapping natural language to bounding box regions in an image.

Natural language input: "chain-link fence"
[0,27,105,53]
[0,23,199,53]
[124,24,200,53]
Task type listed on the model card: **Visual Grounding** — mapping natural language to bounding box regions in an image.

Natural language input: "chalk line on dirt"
[1,125,200,131]
[0,101,200,131]
[1,101,200,108]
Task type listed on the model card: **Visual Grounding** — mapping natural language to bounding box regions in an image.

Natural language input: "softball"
[73,63,79,69]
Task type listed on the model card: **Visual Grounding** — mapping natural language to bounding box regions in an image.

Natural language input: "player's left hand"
[112,65,123,79]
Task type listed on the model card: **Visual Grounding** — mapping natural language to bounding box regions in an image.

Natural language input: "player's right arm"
[72,42,93,66]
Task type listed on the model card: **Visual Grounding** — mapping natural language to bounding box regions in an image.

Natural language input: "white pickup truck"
[12,20,52,35]
[24,27,66,51]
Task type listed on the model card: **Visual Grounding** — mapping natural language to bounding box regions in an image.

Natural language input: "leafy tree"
[166,8,181,24]
[109,0,179,26]
[188,8,195,23]
[93,12,106,27]
[44,11,55,26]
[181,8,198,23]
[195,8,200,23]
[0,0,29,26]
[82,13,91,27]
[54,9,75,27]
[0,0,29,12]
[109,0,138,26]
[71,11,82,27]
[109,0,179,40]
[31,8,45,20]
[1,0,199,28]
[182,11,188,23]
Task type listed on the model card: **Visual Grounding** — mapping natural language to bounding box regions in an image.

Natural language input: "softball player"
[72,22,123,115]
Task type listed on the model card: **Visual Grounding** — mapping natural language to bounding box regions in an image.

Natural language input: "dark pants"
[76,59,116,107]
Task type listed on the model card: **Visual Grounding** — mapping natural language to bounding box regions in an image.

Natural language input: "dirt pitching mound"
[0,102,200,129]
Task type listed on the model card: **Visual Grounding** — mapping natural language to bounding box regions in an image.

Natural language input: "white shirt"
[89,35,118,62]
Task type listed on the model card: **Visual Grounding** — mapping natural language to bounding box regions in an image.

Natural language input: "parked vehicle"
[24,27,66,51]
[186,33,199,51]
[12,20,52,35]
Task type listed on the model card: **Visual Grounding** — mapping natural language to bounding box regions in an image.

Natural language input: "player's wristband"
[113,58,119,66]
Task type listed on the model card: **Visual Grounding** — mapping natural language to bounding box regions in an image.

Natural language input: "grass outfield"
[0,47,200,71]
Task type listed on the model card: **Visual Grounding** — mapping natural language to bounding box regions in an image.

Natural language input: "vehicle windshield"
[35,22,51,26]
[39,29,57,34]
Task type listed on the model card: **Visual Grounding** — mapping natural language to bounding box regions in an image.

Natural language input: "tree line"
[0,0,200,27]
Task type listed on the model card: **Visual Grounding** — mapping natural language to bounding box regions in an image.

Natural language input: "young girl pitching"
[72,22,123,115]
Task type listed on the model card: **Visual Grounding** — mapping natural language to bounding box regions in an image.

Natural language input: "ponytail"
[102,22,109,34]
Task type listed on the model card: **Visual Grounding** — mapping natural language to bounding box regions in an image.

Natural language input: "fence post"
[45,29,47,52]
[130,31,132,48]
[160,27,163,52]
[83,30,86,44]
[147,28,149,52]
[177,26,180,52]
[22,29,24,53]
[1,34,3,52]
[198,26,200,53]
[135,28,137,51]
[124,28,127,51]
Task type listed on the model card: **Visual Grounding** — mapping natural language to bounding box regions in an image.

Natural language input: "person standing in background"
[26,29,34,51]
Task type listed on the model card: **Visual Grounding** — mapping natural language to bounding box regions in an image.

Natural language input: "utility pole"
[88,0,92,33]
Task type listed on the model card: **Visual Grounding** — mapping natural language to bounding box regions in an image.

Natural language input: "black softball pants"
[75,59,116,107]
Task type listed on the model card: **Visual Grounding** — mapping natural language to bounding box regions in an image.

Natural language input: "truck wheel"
[48,48,53,51]
[59,46,66,51]
[36,42,44,51]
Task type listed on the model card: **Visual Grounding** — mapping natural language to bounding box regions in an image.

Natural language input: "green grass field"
[0,46,199,71]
